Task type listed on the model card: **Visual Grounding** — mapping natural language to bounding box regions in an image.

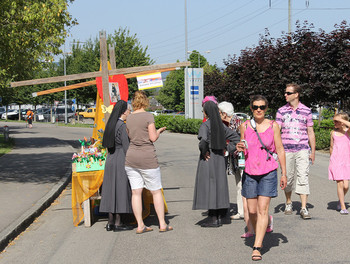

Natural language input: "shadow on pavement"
[327,201,349,211]
[0,152,71,184]
[273,202,314,214]
[243,232,288,255]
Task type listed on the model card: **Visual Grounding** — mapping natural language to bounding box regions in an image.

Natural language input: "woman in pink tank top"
[236,95,287,261]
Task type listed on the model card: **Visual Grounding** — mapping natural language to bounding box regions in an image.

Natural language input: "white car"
[234,112,251,120]
[1,109,19,120]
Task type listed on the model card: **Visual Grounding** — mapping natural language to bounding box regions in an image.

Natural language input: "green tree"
[205,21,350,113]
[157,51,211,111]
[33,27,154,105]
[157,70,184,111]
[188,50,208,68]
[0,0,77,103]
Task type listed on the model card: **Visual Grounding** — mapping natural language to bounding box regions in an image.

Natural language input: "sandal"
[136,226,153,234]
[252,247,262,261]
[159,225,173,232]
[241,232,254,238]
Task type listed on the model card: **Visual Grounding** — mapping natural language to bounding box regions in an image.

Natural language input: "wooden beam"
[100,31,110,122]
[108,62,190,76]
[109,44,116,70]
[11,61,191,88]
[32,80,96,97]
[11,71,101,88]
[32,67,178,97]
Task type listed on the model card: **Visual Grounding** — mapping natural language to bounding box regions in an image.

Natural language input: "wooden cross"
[11,30,191,123]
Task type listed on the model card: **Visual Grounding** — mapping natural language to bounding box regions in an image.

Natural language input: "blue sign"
[190,86,199,95]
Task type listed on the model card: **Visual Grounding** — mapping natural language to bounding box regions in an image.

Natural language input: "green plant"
[321,108,335,120]
[315,128,332,150]
[154,115,202,134]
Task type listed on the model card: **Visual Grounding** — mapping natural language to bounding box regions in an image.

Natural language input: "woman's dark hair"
[250,95,269,108]
[102,100,128,149]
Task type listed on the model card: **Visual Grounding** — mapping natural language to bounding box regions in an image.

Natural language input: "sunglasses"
[285,91,296,95]
[252,105,267,110]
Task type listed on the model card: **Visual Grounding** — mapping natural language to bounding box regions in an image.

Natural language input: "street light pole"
[64,45,67,124]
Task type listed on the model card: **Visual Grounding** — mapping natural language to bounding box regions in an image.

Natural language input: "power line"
[209,9,307,52]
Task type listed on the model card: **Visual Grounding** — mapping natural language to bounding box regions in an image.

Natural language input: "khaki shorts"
[285,149,310,195]
[125,166,162,191]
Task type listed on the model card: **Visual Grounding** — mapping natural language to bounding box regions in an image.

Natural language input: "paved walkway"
[0,121,92,252]
[0,122,349,264]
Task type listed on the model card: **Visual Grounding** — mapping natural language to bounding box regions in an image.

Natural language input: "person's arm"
[273,122,287,190]
[307,126,316,164]
[333,115,350,135]
[225,126,241,154]
[120,124,130,155]
[236,123,247,152]
[148,122,166,142]
[329,130,334,156]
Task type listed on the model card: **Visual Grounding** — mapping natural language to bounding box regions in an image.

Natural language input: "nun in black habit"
[100,100,133,231]
[192,101,240,227]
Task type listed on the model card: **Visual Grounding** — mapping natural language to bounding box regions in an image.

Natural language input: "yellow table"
[71,166,168,227]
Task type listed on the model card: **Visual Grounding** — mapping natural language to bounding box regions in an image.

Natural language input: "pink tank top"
[244,121,278,175]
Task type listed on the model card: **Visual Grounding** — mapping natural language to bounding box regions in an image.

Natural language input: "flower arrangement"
[72,135,107,172]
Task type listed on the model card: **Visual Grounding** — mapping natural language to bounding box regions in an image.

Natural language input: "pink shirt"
[276,102,313,152]
[244,121,278,175]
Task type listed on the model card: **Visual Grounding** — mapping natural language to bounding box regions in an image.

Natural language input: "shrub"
[315,128,332,150]
[154,115,201,134]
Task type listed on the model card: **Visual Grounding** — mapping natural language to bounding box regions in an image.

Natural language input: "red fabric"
[96,74,128,105]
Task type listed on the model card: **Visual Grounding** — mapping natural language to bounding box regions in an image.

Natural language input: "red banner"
[96,74,128,105]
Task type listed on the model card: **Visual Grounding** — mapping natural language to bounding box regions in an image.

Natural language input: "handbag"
[250,119,278,161]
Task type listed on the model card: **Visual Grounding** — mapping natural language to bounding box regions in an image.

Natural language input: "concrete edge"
[0,139,77,253]
[0,168,71,253]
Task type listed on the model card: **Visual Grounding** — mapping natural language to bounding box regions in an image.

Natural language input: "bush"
[154,115,202,134]
[155,115,332,150]
[315,128,332,150]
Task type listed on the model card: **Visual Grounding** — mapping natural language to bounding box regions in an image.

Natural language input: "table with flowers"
[71,137,106,227]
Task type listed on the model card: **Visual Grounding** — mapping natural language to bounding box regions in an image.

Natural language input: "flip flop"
[136,226,153,234]
[159,225,173,232]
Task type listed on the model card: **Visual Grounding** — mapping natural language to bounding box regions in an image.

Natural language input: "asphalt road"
[0,127,348,264]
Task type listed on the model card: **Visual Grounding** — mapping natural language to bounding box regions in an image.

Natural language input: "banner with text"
[137,72,163,90]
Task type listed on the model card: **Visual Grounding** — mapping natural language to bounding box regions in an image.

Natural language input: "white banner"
[137,72,163,90]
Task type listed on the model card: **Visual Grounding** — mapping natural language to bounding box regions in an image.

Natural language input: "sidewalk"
[0,122,89,252]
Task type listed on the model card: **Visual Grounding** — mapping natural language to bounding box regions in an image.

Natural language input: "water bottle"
[238,139,248,169]
[238,151,245,169]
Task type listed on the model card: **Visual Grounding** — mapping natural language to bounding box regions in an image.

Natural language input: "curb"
[0,135,77,253]
[0,168,71,253]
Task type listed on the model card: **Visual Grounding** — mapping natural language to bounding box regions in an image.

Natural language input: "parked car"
[162,109,175,114]
[0,107,6,117]
[20,109,31,120]
[234,112,251,120]
[78,107,96,119]
[35,108,52,122]
[54,108,75,122]
[312,112,320,120]
[1,109,19,120]
[151,110,162,116]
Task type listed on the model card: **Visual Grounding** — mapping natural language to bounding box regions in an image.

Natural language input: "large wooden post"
[109,44,116,70]
[99,31,110,122]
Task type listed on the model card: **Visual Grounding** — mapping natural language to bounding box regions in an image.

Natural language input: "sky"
[64,0,350,68]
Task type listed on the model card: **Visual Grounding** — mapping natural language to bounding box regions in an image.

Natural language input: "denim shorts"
[241,170,278,198]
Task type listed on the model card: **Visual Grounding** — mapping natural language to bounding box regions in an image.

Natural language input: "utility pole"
[184,0,189,118]
[288,0,292,36]
[64,45,67,124]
